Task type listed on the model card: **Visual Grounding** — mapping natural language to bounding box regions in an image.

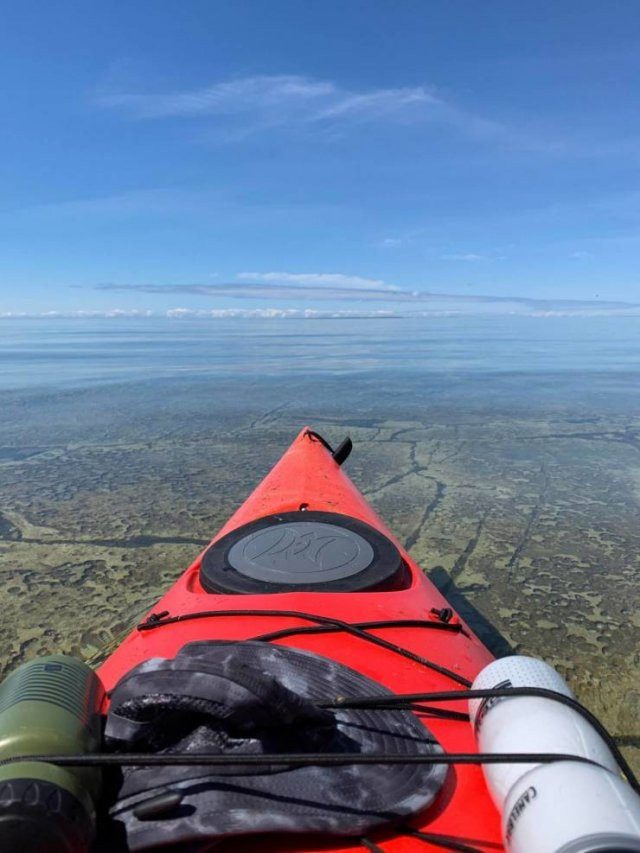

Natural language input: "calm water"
[2,316,640,390]
[1,315,639,772]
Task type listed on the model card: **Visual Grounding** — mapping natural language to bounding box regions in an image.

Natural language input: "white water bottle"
[504,761,640,852]
[469,656,640,852]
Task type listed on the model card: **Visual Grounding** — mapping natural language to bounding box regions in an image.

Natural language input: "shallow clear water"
[0,315,638,772]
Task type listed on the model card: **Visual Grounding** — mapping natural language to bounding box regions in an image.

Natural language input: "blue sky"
[2,1,640,317]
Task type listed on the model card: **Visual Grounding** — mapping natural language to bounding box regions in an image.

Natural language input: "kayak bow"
[98,427,501,851]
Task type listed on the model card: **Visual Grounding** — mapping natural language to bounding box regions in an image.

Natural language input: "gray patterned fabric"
[105,641,446,850]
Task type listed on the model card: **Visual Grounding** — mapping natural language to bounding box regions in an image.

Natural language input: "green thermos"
[0,655,104,852]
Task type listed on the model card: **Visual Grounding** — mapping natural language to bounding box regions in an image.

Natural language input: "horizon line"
[2,307,640,320]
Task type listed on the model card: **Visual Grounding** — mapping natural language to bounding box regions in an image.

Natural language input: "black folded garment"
[105,641,446,850]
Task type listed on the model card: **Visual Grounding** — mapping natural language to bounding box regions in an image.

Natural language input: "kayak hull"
[98,428,502,851]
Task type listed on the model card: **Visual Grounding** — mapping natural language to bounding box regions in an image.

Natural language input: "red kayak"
[98,427,502,851]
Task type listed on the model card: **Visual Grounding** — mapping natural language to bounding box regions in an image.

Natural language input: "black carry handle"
[332,436,353,466]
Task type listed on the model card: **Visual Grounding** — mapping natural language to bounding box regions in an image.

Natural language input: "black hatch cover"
[199,511,404,594]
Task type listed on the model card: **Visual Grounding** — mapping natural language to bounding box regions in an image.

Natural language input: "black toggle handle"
[332,437,353,466]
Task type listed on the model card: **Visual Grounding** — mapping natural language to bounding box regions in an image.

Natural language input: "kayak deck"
[98,428,503,852]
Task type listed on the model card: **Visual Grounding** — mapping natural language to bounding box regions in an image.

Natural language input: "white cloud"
[165,308,197,317]
[4,304,640,320]
[165,307,400,319]
[571,250,592,259]
[98,75,336,119]
[96,73,500,140]
[441,252,487,262]
[92,283,640,316]
[97,281,400,301]
[236,271,396,291]
[0,309,153,319]
[311,87,439,121]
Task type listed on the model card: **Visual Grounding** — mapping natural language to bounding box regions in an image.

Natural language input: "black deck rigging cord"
[135,609,639,793]
[400,826,488,853]
[138,609,473,687]
[0,671,631,850]
[252,617,464,641]
[0,750,607,769]
[130,607,640,849]
[320,686,639,796]
[360,838,385,853]
[3,685,635,788]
